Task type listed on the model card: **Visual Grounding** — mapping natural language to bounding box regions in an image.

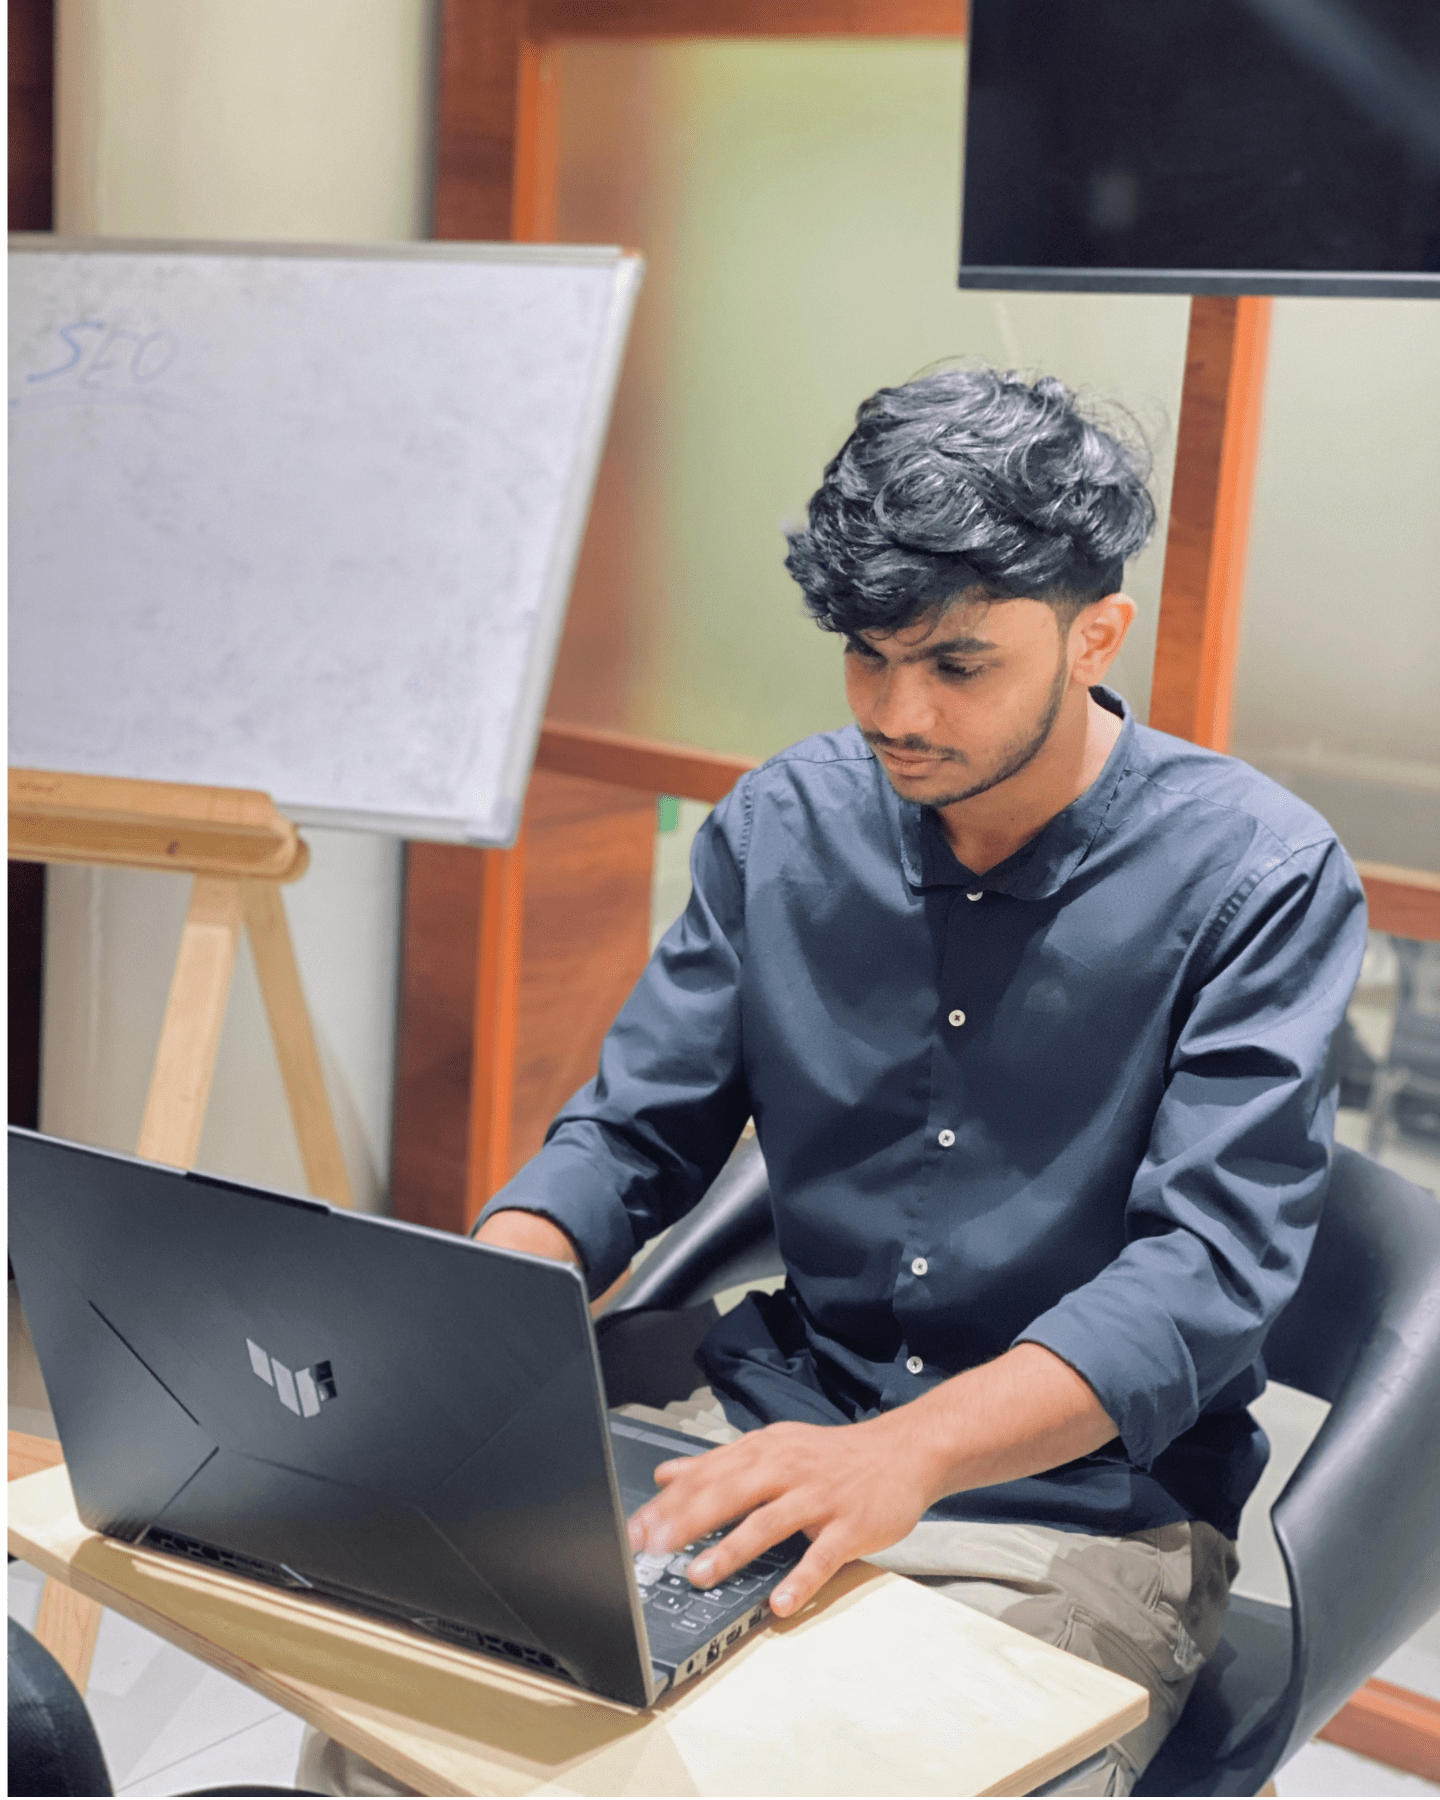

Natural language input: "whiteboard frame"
[8,236,645,847]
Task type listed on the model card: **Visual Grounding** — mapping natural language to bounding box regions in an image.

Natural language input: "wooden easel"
[10,768,352,1200]
[8,766,353,1688]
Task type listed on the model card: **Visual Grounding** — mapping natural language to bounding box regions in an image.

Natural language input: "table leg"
[33,1577,104,1693]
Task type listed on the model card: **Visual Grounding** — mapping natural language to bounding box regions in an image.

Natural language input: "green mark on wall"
[657,794,681,833]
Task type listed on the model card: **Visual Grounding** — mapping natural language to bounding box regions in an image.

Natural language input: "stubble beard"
[871,648,1072,811]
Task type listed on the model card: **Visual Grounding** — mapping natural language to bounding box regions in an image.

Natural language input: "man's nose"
[870,667,936,742]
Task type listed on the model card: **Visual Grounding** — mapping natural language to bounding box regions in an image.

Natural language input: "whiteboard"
[7,237,643,845]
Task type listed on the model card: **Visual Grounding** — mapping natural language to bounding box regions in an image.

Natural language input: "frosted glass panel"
[549,41,1187,761]
[1231,298,1440,871]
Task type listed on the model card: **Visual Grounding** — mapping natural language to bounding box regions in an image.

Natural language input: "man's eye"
[937,662,982,681]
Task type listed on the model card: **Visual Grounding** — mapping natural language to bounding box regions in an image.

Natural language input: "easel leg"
[137,875,244,1167]
[243,880,353,1207]
[33,1578,104,1694]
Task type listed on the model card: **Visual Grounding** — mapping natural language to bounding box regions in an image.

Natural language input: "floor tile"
[91,1626,289,1793]
[1277,1737,1440,1797]
[9,1557,46,1633]
[115,1707,308,1798]
[1380,1637,1440,1704]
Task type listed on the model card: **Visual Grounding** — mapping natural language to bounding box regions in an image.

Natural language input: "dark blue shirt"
[483,690,1368,1539]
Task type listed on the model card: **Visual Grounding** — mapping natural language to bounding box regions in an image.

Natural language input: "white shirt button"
[948,1009,966,1028]
[911,1256,928,1277]
[966,890,983,902]
[906,1355,924,1375]
[937,1129,956,1148]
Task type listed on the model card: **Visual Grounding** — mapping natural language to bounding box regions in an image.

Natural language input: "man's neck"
[936,690,1123,875]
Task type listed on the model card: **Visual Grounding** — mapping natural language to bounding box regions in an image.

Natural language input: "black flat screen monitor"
[959,0,1440,297]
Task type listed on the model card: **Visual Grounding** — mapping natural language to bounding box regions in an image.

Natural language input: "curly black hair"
[784,366,1156,634]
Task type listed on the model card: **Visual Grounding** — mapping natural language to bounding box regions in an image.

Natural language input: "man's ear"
[1070,594,1136,684]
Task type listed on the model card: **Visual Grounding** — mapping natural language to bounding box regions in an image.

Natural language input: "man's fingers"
[684,1499,805,1588]
[767,1528,851,1617]
[630,1443,784,1555]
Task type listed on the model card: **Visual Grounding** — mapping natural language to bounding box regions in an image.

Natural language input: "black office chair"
[594,1136,779,1407]
[598,1137,1440,1797]
[7,1617,321,1798]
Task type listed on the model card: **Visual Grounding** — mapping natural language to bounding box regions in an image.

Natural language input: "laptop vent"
[139,1526,572,1682]
[406,1614,571,1678]
[141,1526,303,1587]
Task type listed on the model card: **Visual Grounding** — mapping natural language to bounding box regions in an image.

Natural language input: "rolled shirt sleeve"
[477,784,755,1296]
[1014,836,1369,1468]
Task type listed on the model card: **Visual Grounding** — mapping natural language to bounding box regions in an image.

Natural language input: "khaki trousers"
[299,1390,1238,1798]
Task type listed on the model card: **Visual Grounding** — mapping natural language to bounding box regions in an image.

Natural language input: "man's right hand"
[473,1208,583,1269]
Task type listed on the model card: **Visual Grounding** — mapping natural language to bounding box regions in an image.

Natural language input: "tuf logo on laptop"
[247,1338,337,1419]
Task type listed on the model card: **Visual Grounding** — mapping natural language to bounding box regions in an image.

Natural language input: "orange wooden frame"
[536,720,757,805]
[1319,1679,1440,1784]
[1150,295,1273,750]
[525,0,969,39]
[1355,862,1440,943]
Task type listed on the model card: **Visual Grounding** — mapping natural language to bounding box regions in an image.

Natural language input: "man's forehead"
[855,593,1023,658]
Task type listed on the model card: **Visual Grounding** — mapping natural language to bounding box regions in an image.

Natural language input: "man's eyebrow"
[846,630,1000,661]
[902,634,999,660]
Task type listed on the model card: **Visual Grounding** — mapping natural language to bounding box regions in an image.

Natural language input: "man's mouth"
[872,743,958,774]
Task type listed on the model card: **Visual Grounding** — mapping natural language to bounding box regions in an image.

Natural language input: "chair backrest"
[8,1616,114,1797]
[606,1134,780,1316]
[1257,1144,1440,1764]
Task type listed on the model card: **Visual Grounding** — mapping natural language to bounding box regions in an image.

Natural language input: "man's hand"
[629,1411,942,1617]
[627,1342,1117,1618]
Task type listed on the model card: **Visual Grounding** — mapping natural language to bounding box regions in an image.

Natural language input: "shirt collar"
[897,687,1134,900]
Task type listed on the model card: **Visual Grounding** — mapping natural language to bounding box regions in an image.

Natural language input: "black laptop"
[7,1127,801,1708]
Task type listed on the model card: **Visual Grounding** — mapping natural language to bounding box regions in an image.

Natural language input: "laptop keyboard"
[632,1529,797,1631]
[608,1415,805,1686]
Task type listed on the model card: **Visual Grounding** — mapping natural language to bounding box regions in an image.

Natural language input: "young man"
[474,367,1367,1792]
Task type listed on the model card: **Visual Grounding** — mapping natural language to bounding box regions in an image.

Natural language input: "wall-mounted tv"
[959,0,1440,297]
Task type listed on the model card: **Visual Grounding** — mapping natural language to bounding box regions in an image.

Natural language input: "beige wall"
[42,0,437,1207]
[56,0,434,241]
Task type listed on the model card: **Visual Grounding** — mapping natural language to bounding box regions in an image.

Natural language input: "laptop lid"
[7,1127,656,1707]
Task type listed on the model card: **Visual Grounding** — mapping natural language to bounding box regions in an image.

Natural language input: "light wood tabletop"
[9,1461,1147,1797]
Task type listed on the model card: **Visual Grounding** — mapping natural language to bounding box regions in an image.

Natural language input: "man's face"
[843,594,1078,810]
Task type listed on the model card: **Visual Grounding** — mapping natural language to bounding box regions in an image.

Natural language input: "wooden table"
[9,1461,1147,1797]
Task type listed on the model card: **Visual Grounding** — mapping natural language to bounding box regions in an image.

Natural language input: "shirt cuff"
[1013,1291,1199,1470]
[474,1139,640,1300]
